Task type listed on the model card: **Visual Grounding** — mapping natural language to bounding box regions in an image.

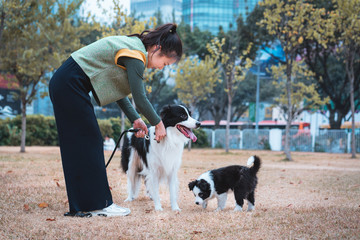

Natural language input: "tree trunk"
[350,77,356,158]
[328,108,344,129]
[346,54,356,158]
[284,65,293,161]
[20,100,27,153]
[0,6,5,45]
[225,94,232,153]
[213,113,222,129]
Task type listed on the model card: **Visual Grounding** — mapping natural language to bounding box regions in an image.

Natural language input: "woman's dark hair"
[128,23,183,62]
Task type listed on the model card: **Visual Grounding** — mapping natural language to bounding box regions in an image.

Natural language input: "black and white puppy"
[188,156,261,212]
[121,105,200,211]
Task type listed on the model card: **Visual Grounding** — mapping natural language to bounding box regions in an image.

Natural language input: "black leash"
[105,128,149,168]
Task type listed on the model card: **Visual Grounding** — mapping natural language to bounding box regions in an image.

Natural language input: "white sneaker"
[90,203,131,217]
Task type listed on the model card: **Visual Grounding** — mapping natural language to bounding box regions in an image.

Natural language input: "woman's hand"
[154,120,166,143]
[133,118,148,138]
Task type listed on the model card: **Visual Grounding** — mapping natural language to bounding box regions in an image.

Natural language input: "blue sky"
[80,0,130,22]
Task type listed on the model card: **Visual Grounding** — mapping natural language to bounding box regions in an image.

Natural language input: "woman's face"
[147,45,177,70]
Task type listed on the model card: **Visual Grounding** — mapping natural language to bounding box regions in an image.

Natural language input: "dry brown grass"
[0,146,359,239]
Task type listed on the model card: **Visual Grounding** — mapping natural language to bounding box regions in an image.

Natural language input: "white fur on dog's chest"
[122,104,201,211]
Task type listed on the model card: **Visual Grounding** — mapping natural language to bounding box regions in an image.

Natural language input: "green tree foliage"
[174,56,221,114]
[181,9,267,127]
[232,72,279,121]
[98,119,114,139]
[270,61,329,120]
[243,4,275,51]
[298,1,360,130]
[108,117,131,139]
[144,70,178,113]
[100,0,153,37]
[207,37,253,153]
[0,0,99,152]
[259,0,329,161]
[154,8,164,26]
[191,128,210,148]
[177,24,214,60]
[197,80,228,126]
[330,0,360,158]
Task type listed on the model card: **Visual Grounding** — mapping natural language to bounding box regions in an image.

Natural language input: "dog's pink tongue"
[187,129,197,142]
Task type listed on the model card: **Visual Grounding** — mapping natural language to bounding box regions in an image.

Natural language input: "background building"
[31,81,54,116]
[182,0,260,34]
[0,75,21,119]
[131,0,183,23]
[237,0,259,20]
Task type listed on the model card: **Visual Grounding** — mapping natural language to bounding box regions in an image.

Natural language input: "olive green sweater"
[71,36,160,126]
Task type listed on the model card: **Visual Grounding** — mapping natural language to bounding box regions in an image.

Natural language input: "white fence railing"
[203,129,360,153]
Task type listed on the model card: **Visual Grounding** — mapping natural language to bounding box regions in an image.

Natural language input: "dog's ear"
[188,180,197,191]
[199,179,210,191]
[160,105,172,119]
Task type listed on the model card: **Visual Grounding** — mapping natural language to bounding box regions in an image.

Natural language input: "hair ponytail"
[128,23,183,62]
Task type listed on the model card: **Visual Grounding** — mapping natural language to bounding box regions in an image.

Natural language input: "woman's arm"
[117,57,161,126]
[116,97,140,123]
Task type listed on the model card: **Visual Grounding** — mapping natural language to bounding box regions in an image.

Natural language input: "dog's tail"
[121,133,131,173]
[247,155,261,175]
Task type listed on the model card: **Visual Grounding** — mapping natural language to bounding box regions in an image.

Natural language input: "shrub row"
[0,115,59,146]
[0,115,209,148]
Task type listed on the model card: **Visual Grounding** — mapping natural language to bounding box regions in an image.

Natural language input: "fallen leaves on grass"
[46,218,56,221]
[24,204,30,211]
[53,179,60,187]
[38,202,49,208]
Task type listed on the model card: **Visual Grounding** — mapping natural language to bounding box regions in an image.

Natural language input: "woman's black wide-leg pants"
[49,57,113,213]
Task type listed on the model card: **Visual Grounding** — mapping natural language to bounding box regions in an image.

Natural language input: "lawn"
[0,147,359,239]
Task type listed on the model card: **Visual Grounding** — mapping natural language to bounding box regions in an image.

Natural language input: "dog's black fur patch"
[121,133,150,173]
[188,179,211,200]
[160,105,191,128]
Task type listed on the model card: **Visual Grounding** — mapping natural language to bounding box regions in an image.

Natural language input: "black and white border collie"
[188,156,261,212]
[121,105,200,211]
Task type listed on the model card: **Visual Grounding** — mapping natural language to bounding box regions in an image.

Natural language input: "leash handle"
[129,128,150,140]
[105,128,149,168]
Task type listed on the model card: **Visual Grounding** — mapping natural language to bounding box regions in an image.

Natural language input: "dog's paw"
[234,205,243,212]
[247,203,255,211]
[155,206,163,211]
[215,208,222,212]
[124,197,134,202]
[247,206,255,211]
[146,191,153,200]
[154,204,163,211]
[172,207,181,212]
